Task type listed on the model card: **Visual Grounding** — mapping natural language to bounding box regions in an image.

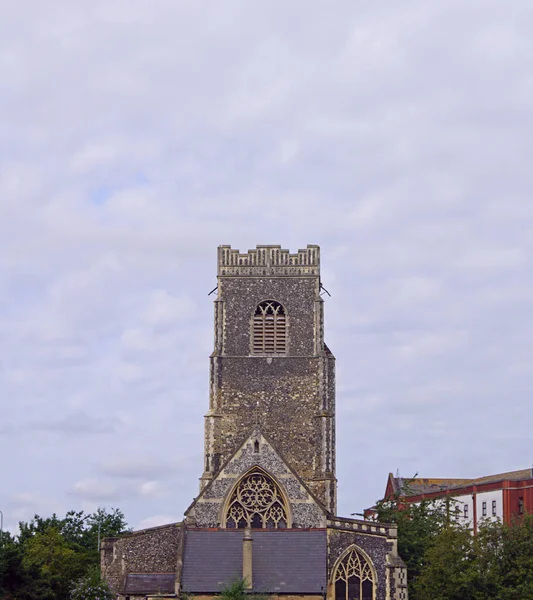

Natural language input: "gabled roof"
[185,427,328,519]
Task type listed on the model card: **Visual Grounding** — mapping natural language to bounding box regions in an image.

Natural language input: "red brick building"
[368,468,533,533]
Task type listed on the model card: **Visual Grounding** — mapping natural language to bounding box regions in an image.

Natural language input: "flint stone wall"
[327,520,397,600]
[101,522,181,595]
[189,435,326,529]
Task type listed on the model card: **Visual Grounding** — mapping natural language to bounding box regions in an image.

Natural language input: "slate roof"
[123,573,175,594]
[393,477,470,496]
[181,528,327,594]
[454,468,533,487]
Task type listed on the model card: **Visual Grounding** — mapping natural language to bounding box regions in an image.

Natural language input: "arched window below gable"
[224,471,289,529]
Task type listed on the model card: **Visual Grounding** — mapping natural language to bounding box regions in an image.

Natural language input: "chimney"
[243,528,253,590]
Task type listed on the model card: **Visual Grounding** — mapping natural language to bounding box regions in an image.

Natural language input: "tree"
[413,515,533,600]
[21,527,85,600]
[413,524,479,600]
[70,565,113,600]
[0,508,129,600]
[0,530,23,599]
[372,477,454,593]
[497,514,533,600]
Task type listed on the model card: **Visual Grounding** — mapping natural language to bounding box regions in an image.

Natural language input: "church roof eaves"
[102,520,182,542]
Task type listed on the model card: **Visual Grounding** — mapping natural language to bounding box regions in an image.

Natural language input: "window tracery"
[334,547,374,600]
[252,301,287,354]
[225,471,288,529]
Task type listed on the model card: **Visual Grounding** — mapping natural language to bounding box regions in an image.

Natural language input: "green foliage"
[219,578,270,600]
[373,479,533,599]
[70,565,114,600]
[220,578,248,600]
[0,507,128,600]
[413,524,479,600]
[22,527,85,599]
[373,477,453,591]
[486,514,533,600]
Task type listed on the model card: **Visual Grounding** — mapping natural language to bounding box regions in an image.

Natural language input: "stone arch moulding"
[220,466,293,529]
[330,544,377,600]
[250,299,288,355]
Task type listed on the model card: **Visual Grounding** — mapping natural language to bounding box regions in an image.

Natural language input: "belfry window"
[334,547,375,600]
[225,471,288,529]
[252,301,287,354]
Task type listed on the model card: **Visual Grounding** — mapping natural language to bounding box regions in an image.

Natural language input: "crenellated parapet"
[218,244,320,276]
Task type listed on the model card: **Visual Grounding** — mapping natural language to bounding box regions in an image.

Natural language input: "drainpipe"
[472,488,477,535]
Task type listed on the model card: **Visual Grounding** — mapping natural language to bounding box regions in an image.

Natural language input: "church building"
[101,245,408,600]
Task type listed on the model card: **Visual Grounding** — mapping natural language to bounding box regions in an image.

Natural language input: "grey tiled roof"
[181,528,327,594]
[182,529,242,593]
[253,529,327,593]
[123,573,175,594]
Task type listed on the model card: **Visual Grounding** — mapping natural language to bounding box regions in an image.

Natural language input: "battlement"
[217,245,320,277]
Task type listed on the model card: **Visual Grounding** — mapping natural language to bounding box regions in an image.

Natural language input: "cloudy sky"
[1,0,533,532]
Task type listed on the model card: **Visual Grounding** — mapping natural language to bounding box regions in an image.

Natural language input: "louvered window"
[252,301,287,354]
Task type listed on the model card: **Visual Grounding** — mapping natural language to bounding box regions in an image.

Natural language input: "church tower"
[201,244,336,512]
[101,244,408,600]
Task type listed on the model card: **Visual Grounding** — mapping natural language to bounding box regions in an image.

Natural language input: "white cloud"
[99,457,174,479]
[139,481,167,498]
[137,514,181,530]
[71,479,122,502]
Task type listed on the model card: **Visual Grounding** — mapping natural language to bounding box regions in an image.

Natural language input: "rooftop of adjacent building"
[389,467,533,498]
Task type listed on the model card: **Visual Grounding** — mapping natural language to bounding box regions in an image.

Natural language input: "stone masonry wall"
[207,355,335,504]
[327,518,406,600]
[327,528,391,600]
[189,434,326,529]
[205,269,336,511]
[101,522,182,595]
[219,276,320,357]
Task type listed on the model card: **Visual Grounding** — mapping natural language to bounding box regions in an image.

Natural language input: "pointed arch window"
[252,301,287,354]
[225,471,288,529]
[334,547,375,600]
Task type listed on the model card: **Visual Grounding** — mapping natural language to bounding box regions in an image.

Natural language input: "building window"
[252,301,287,354]
[464,504,469,519]
[519,497,524,515]
[492,500,497,516]
[334,547,374,600]
[225,470,288,529]
[482,501,487,517]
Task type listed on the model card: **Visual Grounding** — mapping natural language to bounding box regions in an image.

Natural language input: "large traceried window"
[225,471,289,529]
[334,547,375,600]
[252,301,287,354]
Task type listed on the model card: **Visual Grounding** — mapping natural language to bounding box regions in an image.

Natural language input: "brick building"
[369,469,533,533]
[101,245,408,600]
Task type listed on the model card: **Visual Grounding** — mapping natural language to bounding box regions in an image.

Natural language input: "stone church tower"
[101,245,408,600]
[201,245,336,512]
